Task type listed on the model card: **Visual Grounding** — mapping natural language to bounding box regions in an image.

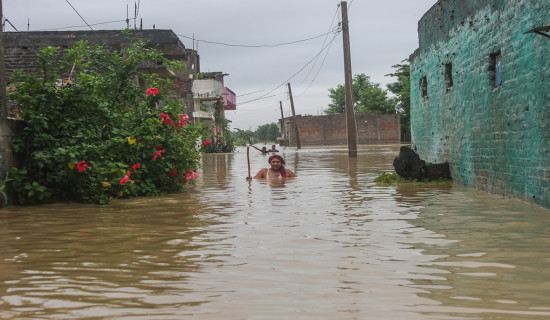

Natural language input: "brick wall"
[410,0,550,209]
[281,113,400,146]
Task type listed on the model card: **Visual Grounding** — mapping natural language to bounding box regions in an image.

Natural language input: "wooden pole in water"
[287,83,301,149]
[341,1,358,158]
[247,146,251,179]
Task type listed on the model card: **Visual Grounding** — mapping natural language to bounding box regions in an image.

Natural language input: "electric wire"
[237,89,268,97]
[35,19,128,31]
[177,30,337,48]
[294,5,341,94]
[238,30,341,106]
[64,0,94,31]
[295,25,339,98]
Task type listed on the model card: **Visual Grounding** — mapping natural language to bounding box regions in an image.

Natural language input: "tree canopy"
[386,62,411,141]
[325,73,394,115]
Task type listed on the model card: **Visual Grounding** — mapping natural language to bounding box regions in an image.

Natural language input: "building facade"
[410,0,550,209]
[279,113,400,146]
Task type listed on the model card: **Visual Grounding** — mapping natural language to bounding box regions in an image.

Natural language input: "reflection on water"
[1,145,549,319]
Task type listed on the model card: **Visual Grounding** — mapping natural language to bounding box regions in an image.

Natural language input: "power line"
[295,5,341,93]
[177,30,338,48]
[34,19,128,31]
[238,89,268,97]
[296,23,340,97]
[238,31,341,106]
[64,0,94,31]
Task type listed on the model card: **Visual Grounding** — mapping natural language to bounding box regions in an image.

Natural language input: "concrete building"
[410,0,550,209]
[279,113,400,146]
[191,72,236,136]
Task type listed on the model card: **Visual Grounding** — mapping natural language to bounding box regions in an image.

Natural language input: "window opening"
[489,52,502,88]
[419,76,428,98]
[445,63,453,90]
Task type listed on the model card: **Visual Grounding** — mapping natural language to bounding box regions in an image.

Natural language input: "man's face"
[270,159,282,171]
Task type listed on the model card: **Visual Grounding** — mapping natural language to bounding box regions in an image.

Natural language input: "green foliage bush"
[204,100,235,153]
[8,32,206,204]
[374,173,415,184]
[374,172,452,184]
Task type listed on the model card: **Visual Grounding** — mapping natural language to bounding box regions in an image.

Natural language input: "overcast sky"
[3,0,436,131]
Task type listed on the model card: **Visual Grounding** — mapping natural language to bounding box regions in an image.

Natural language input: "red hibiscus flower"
[119,171,131,185]
[185,170,199,181]
[159,113,172,125]
[146,87,160,96]
[131,163,140,171]
[176,114,189,129]
[152,150,165,161]
[203,141,211,146]
[77,161,89,173]
[169,169,178,177]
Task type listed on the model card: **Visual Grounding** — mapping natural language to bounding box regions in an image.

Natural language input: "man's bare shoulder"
[253,168,268,179]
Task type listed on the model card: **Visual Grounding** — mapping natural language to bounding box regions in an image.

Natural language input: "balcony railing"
[223,87,236,110]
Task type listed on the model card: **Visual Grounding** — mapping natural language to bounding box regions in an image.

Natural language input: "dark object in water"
[392,146,452,181]
[426,162,451,180]
[393,146,427,181]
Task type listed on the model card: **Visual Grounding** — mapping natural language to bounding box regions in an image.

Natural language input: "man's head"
[271,145,276,149]
[268,154,285,165]
[268,155,286,176]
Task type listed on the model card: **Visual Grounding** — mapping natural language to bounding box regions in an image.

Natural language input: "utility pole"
[341,1,358,158]
[287,83,301,149]
[279,101,287,146]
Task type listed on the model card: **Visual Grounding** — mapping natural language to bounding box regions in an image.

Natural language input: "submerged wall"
[281,113,400,146]
[410,0,550,208]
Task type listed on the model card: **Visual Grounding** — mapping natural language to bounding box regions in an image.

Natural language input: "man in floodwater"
[251,144,279,154]
[247,154,296,180]
[251,145,269,154]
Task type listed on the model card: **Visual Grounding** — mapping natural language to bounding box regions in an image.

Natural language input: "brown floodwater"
[0,145,549,319]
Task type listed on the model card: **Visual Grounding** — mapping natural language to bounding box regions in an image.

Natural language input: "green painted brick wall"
[410,0,550,209]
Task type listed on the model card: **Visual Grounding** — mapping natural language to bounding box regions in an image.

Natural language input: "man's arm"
[251,145,267,153]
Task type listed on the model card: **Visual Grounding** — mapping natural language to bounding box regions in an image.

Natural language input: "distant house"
[410,0,550,209]
[279,113,400,146]
[191,72,236,138]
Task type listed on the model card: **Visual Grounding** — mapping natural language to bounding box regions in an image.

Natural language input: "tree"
[386,61,411,141]
[231,128,254,146]
[325,73,394,115]
[254,123,278,142]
